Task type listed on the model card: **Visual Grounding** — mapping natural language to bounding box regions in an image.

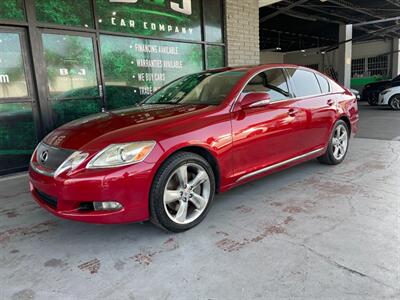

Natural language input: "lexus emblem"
[39,150,49,164]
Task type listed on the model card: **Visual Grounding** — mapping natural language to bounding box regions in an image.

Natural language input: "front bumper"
[29,162,155,224]
[377,94,387,106]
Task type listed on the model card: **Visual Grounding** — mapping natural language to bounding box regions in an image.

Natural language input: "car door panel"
[231,68,305,178]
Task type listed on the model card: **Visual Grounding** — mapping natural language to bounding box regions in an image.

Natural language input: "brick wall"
[224,0,260,66]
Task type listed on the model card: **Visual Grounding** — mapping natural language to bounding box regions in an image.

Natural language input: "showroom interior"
[0,0,399,299]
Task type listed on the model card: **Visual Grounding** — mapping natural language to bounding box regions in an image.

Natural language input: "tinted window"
[316,74,330,94]
[287,69,321,97]
[243,69,290,102]
[143,71,246,106]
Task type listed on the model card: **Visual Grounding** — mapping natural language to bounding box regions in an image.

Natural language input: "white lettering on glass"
[0,74,10,83]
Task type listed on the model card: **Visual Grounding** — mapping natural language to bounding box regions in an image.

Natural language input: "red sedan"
[29,65,359,232]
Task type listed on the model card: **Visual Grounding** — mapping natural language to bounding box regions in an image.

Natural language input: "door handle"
[327,99,335,106]
[288,108,297,117]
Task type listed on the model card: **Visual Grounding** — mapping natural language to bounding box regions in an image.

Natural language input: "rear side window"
[316,74,330,94]
[243,69,290,102]
[286,69,321,97]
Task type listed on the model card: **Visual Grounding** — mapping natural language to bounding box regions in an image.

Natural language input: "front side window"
[143,70,245,106]
[287,69,321,97]
[243,69,290,102]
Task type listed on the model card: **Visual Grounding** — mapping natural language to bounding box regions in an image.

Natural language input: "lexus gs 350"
[29,65,359,232]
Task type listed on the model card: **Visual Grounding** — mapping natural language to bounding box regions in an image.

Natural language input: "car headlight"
[55,151,89,177]
[381,89,391,95]
[87,141,156,169]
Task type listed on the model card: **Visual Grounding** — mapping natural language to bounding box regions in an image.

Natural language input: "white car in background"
[378,87,400,110]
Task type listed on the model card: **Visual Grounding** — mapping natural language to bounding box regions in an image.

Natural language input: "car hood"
[364,80,391,89]
[44,104,212,151]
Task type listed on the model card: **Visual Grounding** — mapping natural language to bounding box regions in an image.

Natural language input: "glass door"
[40,30,104,128]
[0,27,39,175]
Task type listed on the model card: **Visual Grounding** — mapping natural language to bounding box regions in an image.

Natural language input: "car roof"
[207,64,303,73]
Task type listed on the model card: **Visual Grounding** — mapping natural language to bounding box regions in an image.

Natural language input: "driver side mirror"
[240,92,271,109]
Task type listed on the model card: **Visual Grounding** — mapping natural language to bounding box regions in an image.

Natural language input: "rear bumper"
[29,162,155,224]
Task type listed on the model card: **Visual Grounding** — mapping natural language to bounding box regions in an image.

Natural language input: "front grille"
[36,189,58,209]
[36,142,74,171]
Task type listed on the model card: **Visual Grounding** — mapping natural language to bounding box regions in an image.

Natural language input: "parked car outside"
[378,87,400,110]
[29,65,359,232]
[350,88,360,101]
[361,75,400,105]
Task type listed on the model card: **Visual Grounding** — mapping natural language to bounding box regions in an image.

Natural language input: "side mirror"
[240,92,271,109]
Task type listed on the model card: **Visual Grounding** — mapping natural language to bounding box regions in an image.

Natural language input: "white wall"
[260,50,284,64]
[283,39,392,75]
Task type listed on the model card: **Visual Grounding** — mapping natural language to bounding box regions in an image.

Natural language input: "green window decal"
[42,34,98,98]
[35,0,93,28]
[0,102,37,173]
[0,0,25,21]
[100,34,203,110]
[0,32,28,99]
[42,33,102,127]
[96,0,202,41]
[207,46,225,69]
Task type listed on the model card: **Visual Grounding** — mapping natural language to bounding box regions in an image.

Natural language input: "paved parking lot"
[0,103,399,299]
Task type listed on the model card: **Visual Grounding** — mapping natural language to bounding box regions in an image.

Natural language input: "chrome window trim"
[230,66,339,112]
[230,66,294,112]
[236,147,325,182]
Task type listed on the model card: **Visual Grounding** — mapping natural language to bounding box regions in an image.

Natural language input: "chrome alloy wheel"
[332,124,348,161]
[390,95,400,110]
[163,163,211,225]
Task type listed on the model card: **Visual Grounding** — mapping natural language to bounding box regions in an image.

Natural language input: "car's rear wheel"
[389,95,400,110]
[318,120,350,165]
[150,152,215,232]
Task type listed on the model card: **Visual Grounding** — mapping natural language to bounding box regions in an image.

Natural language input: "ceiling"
[260,0,400,52]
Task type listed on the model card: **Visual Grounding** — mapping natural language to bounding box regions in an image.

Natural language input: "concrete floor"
[0,103,399,299]
[357,102,400,141]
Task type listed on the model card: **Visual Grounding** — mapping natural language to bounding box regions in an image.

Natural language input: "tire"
[367,91,379,106]
[318,120,350,165]
[389,95,400,110]
[149,152,216,232]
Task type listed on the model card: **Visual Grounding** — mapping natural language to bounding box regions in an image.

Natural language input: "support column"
[338,24,352,88]
[392,37,400,77]
[224,0,260,66]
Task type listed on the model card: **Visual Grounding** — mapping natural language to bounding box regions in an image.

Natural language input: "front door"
[0,27,40,174]
[40,30,104,129]
[231,68,303,179]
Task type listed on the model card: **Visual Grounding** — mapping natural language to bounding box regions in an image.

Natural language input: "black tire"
[318,120,350,165]
[389,95,400,110]
[149,152,215,232]
[367,91,379,106]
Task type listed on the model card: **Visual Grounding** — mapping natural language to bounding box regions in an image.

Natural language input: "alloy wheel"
[163,163,211,225]
[390,96,400,110]
[332,124,348,161]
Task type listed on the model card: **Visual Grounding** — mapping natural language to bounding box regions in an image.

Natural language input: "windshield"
[142,70,246,106]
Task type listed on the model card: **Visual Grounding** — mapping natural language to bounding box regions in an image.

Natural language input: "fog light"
[93,202,123,211]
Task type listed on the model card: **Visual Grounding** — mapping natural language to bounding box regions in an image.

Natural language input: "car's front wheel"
[367,91,379,106]
[150,152,215,232]
[318,120,350,165]
[389,94,400,110]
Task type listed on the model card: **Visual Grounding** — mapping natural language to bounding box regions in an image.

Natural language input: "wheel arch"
[339,115,351,135]
[154,144,221,193]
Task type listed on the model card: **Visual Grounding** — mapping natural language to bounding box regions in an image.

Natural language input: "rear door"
[286,68,337,152]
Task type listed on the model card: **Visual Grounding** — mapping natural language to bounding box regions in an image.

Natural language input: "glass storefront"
[0,0,225,174]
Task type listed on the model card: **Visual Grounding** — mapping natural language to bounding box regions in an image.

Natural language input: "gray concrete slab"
[357,102,400,141]
[0,138,399,300]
